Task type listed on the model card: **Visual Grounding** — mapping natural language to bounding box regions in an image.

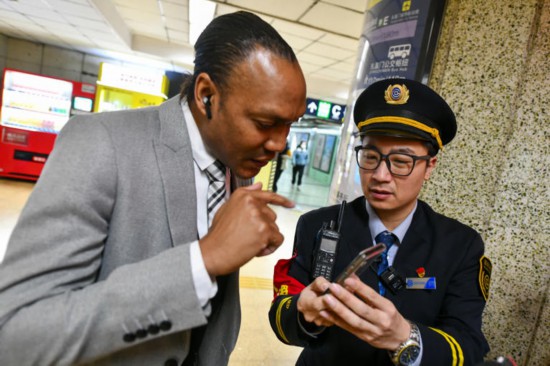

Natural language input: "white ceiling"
[0,0,368,104]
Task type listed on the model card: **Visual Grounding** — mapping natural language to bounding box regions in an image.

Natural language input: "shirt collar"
[181,100,216,172]
[366,200,417,244]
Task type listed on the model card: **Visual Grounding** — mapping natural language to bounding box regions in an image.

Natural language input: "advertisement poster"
[320,135,336,173]
[312,135,326,170]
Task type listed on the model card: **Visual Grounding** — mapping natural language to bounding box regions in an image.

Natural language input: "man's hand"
[199,183,295,277]
[319,275,411,350]
[296,277,335,328]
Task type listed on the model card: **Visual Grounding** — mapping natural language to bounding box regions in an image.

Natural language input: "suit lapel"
[154,96,198,246]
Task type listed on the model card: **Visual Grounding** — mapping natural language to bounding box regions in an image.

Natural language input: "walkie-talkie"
[312,201,346,281]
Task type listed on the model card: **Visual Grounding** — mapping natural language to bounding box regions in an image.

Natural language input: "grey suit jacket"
[0,96,240,365]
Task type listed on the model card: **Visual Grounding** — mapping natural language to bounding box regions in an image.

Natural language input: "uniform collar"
[366,201,417,244]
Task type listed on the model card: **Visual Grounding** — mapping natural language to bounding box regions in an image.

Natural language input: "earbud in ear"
[203,96,212,120]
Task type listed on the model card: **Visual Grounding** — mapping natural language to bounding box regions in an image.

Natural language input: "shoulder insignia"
[478,255,492,301]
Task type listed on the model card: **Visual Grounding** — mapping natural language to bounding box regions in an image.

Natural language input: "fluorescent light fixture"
[189,0,216,45]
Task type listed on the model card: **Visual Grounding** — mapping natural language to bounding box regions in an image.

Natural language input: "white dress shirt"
[366,201,416,266]
[181,100,230,314]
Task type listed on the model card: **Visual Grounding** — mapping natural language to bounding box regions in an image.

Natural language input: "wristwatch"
[389,321,421,365]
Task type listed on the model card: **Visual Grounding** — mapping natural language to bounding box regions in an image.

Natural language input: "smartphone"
[333,243,386,285]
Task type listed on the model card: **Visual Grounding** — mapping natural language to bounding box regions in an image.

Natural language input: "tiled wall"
[0,33,121,85]
[425,0,549,365]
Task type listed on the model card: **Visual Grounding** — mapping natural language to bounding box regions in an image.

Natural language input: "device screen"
[319,236,337,252]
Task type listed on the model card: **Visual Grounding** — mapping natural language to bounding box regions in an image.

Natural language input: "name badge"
[406,277,436,290]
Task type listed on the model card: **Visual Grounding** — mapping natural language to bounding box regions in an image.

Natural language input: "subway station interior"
[0,1,548,365]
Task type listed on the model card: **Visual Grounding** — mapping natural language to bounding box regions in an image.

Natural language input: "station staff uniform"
[269,78,491,365]
[269,197,490,365]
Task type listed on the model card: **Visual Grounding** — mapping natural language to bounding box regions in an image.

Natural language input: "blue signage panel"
[360,0,446,88]
[305,98,346,123]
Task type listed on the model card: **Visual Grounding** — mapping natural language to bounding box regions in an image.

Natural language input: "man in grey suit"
[0,11,306,366]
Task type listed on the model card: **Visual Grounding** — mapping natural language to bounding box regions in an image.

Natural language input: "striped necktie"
[205,160,226,226]
[375,230,397,296]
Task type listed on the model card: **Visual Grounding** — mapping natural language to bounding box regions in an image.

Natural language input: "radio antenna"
[336,200,346,233]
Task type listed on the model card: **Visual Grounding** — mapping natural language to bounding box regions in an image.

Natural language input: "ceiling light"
[189,0,216,46]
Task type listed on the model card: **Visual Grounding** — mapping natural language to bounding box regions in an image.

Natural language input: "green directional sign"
[305,98,346,122]
[317,100,331,119]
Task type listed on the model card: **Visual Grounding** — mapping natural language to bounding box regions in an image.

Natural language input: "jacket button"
[123,333,136,343]
[148,324,160,335]
[135,328,147,338]
[159,320,172,331]
[164,359,178,366]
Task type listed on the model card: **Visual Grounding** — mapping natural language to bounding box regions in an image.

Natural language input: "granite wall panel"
[424,0,549,364]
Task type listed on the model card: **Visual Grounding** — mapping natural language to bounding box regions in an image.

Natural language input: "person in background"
[291,140,309,190]
[269,78,490,365]
[0,11,306,366]
[273,141,291,193]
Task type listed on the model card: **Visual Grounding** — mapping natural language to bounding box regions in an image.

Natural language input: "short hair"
[180,11,298,101]
[424,141,438,157]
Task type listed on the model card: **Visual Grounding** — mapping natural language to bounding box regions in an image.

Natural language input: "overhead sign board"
[305,98,346,123]
[359,0,446,87]
[98,62,168,97]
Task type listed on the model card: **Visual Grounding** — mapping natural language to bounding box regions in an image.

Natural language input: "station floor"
[0,168,331,365]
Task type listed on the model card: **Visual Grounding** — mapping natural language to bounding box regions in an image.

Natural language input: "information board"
[361,0,446,87]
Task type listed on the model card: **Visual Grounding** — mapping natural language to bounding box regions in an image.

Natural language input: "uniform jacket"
[269,197,490,365]
[0,96,240,365]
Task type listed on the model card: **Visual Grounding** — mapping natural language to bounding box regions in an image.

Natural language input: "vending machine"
[0,69,96,181]
[94,62,168,112]
[0,69,74,181]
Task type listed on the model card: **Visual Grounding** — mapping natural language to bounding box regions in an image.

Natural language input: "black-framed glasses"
[354,146,432,177]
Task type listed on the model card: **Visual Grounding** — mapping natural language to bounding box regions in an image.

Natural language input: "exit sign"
[305,98,346,122]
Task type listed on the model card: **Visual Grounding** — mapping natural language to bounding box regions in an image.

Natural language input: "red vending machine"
[0,69,92,181]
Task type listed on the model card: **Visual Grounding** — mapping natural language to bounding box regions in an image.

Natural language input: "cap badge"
[384,84,409,105]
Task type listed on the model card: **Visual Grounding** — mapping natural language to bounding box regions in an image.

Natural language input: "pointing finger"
[234,184,295,208]
[261,191,295,208]
[243,182,263,191]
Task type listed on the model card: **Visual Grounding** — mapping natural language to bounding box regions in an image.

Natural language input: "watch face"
[399,345,421,365]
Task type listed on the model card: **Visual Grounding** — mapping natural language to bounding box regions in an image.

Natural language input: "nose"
[265,124,291,152]
[372,157,392,181]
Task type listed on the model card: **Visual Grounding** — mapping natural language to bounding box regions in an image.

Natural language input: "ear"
[424,156,437,181]
[194,72,217,120]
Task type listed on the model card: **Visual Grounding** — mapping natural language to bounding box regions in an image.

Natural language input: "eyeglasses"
[354,146,432,177]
